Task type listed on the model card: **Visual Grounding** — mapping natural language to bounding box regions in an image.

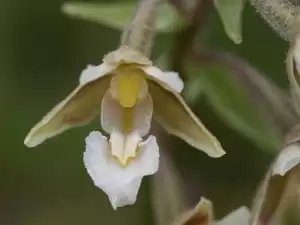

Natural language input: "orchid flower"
[24,46,224,208]
[24,0,225,210]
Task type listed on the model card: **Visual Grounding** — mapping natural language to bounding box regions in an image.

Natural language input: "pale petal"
[250,168,291,225]
[217,207,250,225]
[132,94,153,136]
[79,63,116,85]
[103,46,152,66]
[101,91,153,136]
[108,178,142,209]
[148,81,225,158]
[84,131,140,209]
[140,66,184,93]
[130,135,160,176]
[84,132,159,209]
[101,91,122,133]
[273,144,300,176]
[24,75,111,147]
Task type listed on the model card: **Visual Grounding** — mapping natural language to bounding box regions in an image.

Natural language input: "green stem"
[249,0,298,41]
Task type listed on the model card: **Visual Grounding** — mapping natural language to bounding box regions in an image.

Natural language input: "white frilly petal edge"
[216,207,250,225]
[272,144,300,176]
[140,66,184,93]
[83,131,159,209]
[79,63,116,85]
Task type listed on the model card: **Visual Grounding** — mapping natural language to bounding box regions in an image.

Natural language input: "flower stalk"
[249,0,298,41]
[121,0,162,56]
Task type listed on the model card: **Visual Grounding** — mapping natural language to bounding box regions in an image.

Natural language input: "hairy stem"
[121,0,162,56]
[249,0,298,41]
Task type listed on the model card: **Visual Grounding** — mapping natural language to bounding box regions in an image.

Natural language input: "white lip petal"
[131,135,160,175]
[101,91,122,133]
[140,66,184,93]
[108,178,143,210]
[101,91,153,136]
[83,131,159,209]
[132,95,153,136]
[273,144,300,176]
[79,63,116,85]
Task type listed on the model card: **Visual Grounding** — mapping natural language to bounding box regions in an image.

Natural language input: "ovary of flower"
[24,46,225,209]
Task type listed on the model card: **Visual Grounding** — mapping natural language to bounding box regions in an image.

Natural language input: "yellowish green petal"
[250,167,291,225]
[148,81,225,158]
[173,197,213,225]
[24,76,111,147]
[250,142,300,225]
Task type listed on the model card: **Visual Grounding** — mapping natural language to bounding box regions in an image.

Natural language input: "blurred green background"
[0,0,290,224]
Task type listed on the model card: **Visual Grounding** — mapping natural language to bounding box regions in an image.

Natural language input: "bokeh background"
[0,0,290,224]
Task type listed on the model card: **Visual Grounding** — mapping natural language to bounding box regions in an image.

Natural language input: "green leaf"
[186,63,282,151]
[213,0,245,44]
[61,2,179,33]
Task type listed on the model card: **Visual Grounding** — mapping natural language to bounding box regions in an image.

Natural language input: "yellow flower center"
[117,74,141,107]
[111,66,148,108]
